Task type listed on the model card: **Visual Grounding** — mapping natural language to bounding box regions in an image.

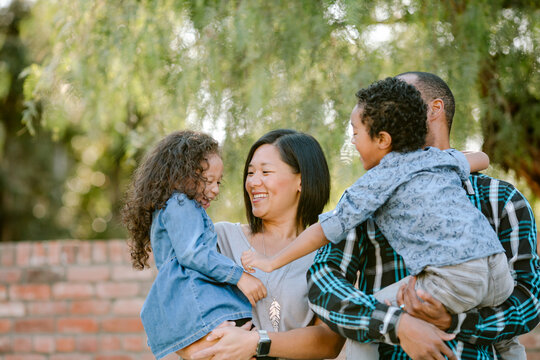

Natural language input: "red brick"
[139,355,156,360]
[527,352,540,360]
[33,335,55,353]
[5,355,47,360]
[50,355,92,360]
[67,266,110,282]
[95,356,133,360]
[47,242,61,265]
[55,336,75,352]
[0,269,22,283]
[52,282,93,299]
[92,241,108,263]
[59,243,78,264]
[30,243,47,266]
[0,302,25,317]
[112,265,153,281]
[27,301,68,316]
[1,244,15,266]
[16,243,32,266]
[70,299,110,315]
[96,282,138,298]
[122,335,145,351]
[99,335,121,351]
[77,335,98,352]
[108,241,126,263]
[101,317,144,333]
[0,336,12,352]
[9,284,51,300]
[0,285,5,300]
[112,299,144,315]
[0,319,11,333]
[77,242,93,264]
[57,318,98,333]
[14,318,54,333]
[25,268,64,283]
[13,336,32,352]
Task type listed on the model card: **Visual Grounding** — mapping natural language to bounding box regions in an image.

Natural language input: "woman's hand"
[241,249,274,273]
[190,325,259,360]
[237,272,267,306]
[396,276,452,331]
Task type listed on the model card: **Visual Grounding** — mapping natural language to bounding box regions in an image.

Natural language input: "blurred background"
[1,0,539,242]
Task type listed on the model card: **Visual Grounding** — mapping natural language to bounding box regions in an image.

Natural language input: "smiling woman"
[185,129,344,360]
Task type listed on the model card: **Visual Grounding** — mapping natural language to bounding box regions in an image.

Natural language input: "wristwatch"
[256,329,271,357]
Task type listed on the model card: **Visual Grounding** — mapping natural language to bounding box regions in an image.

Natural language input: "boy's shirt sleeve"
[449,180,540,344]
[443,148,470,182]
[162,197,244,285]
[319,161,401,244]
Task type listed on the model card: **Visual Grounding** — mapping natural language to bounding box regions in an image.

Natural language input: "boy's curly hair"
[121,130,219,270]
[355,77,427,152]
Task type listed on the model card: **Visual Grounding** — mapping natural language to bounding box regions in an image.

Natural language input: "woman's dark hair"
[355,77,427,152]
[122,130,219,270]
[243,129,330,234]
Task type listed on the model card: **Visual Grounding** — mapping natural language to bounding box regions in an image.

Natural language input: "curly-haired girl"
[122,130,266,360]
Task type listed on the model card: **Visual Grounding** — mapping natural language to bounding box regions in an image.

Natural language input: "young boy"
[242,77,522,359]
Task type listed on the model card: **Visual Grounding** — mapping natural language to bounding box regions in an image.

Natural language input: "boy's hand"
[237,272,267,306]
[241,250,274,273]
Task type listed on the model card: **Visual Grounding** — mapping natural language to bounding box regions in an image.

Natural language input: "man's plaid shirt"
[307,173,540,359]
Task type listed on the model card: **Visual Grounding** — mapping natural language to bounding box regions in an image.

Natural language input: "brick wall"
[0,240,163,360]
[0,240,539,359]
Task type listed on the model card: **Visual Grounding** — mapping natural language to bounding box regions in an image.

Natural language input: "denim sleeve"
[319,164,401,244]
[162,198,243,285]
[444,148,470,182]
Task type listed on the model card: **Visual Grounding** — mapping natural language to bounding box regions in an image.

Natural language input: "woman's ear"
[377,131,392,150]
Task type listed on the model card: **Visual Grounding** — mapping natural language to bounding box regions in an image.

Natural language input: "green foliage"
[5,0,538,240]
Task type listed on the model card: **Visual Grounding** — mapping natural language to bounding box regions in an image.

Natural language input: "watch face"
[257,331,271,356]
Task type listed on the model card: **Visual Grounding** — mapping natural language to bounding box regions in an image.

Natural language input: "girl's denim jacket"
[140,192,251,359]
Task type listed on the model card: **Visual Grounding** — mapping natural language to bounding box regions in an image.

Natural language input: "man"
[307,71,540,359]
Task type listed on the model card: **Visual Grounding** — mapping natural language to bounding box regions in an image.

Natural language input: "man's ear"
[377,131,392,150]
[428,99,444,119]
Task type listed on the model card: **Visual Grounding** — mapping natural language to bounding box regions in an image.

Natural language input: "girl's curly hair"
[122,130,219,270]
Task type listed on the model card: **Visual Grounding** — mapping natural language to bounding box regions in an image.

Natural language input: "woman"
[191,129,345,360]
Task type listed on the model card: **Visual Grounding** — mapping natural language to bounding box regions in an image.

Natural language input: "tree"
[16,0,539,239]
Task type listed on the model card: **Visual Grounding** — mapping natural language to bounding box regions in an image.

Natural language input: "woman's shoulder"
[215,222,251,256]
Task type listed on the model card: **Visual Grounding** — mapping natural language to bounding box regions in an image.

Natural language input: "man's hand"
[397,276,452,331]
[237,272,267,306]
[398,313,456,360]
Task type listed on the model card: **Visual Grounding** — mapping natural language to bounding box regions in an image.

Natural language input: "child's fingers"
[240,321,253,330]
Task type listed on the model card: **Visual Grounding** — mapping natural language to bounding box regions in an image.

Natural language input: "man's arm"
[450,178,540,344]
[307,224,455,359]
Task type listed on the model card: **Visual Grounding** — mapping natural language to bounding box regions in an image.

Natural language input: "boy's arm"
[241,223,329,272]
[461,150,489,172]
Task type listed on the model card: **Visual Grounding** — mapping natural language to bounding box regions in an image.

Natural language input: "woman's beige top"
[216,221,316,335]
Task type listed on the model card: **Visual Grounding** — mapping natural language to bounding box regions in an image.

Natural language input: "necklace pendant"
[269,297,281,332]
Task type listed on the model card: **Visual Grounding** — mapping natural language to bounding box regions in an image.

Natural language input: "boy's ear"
[377,131,392,150]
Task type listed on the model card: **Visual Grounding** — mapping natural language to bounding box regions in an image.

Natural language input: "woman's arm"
[461,150,489,172]
[190,317,345,360]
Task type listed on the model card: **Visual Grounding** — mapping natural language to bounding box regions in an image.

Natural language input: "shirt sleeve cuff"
[367,302,402,345]
[225,264,244,285]
[319,212,345,244]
